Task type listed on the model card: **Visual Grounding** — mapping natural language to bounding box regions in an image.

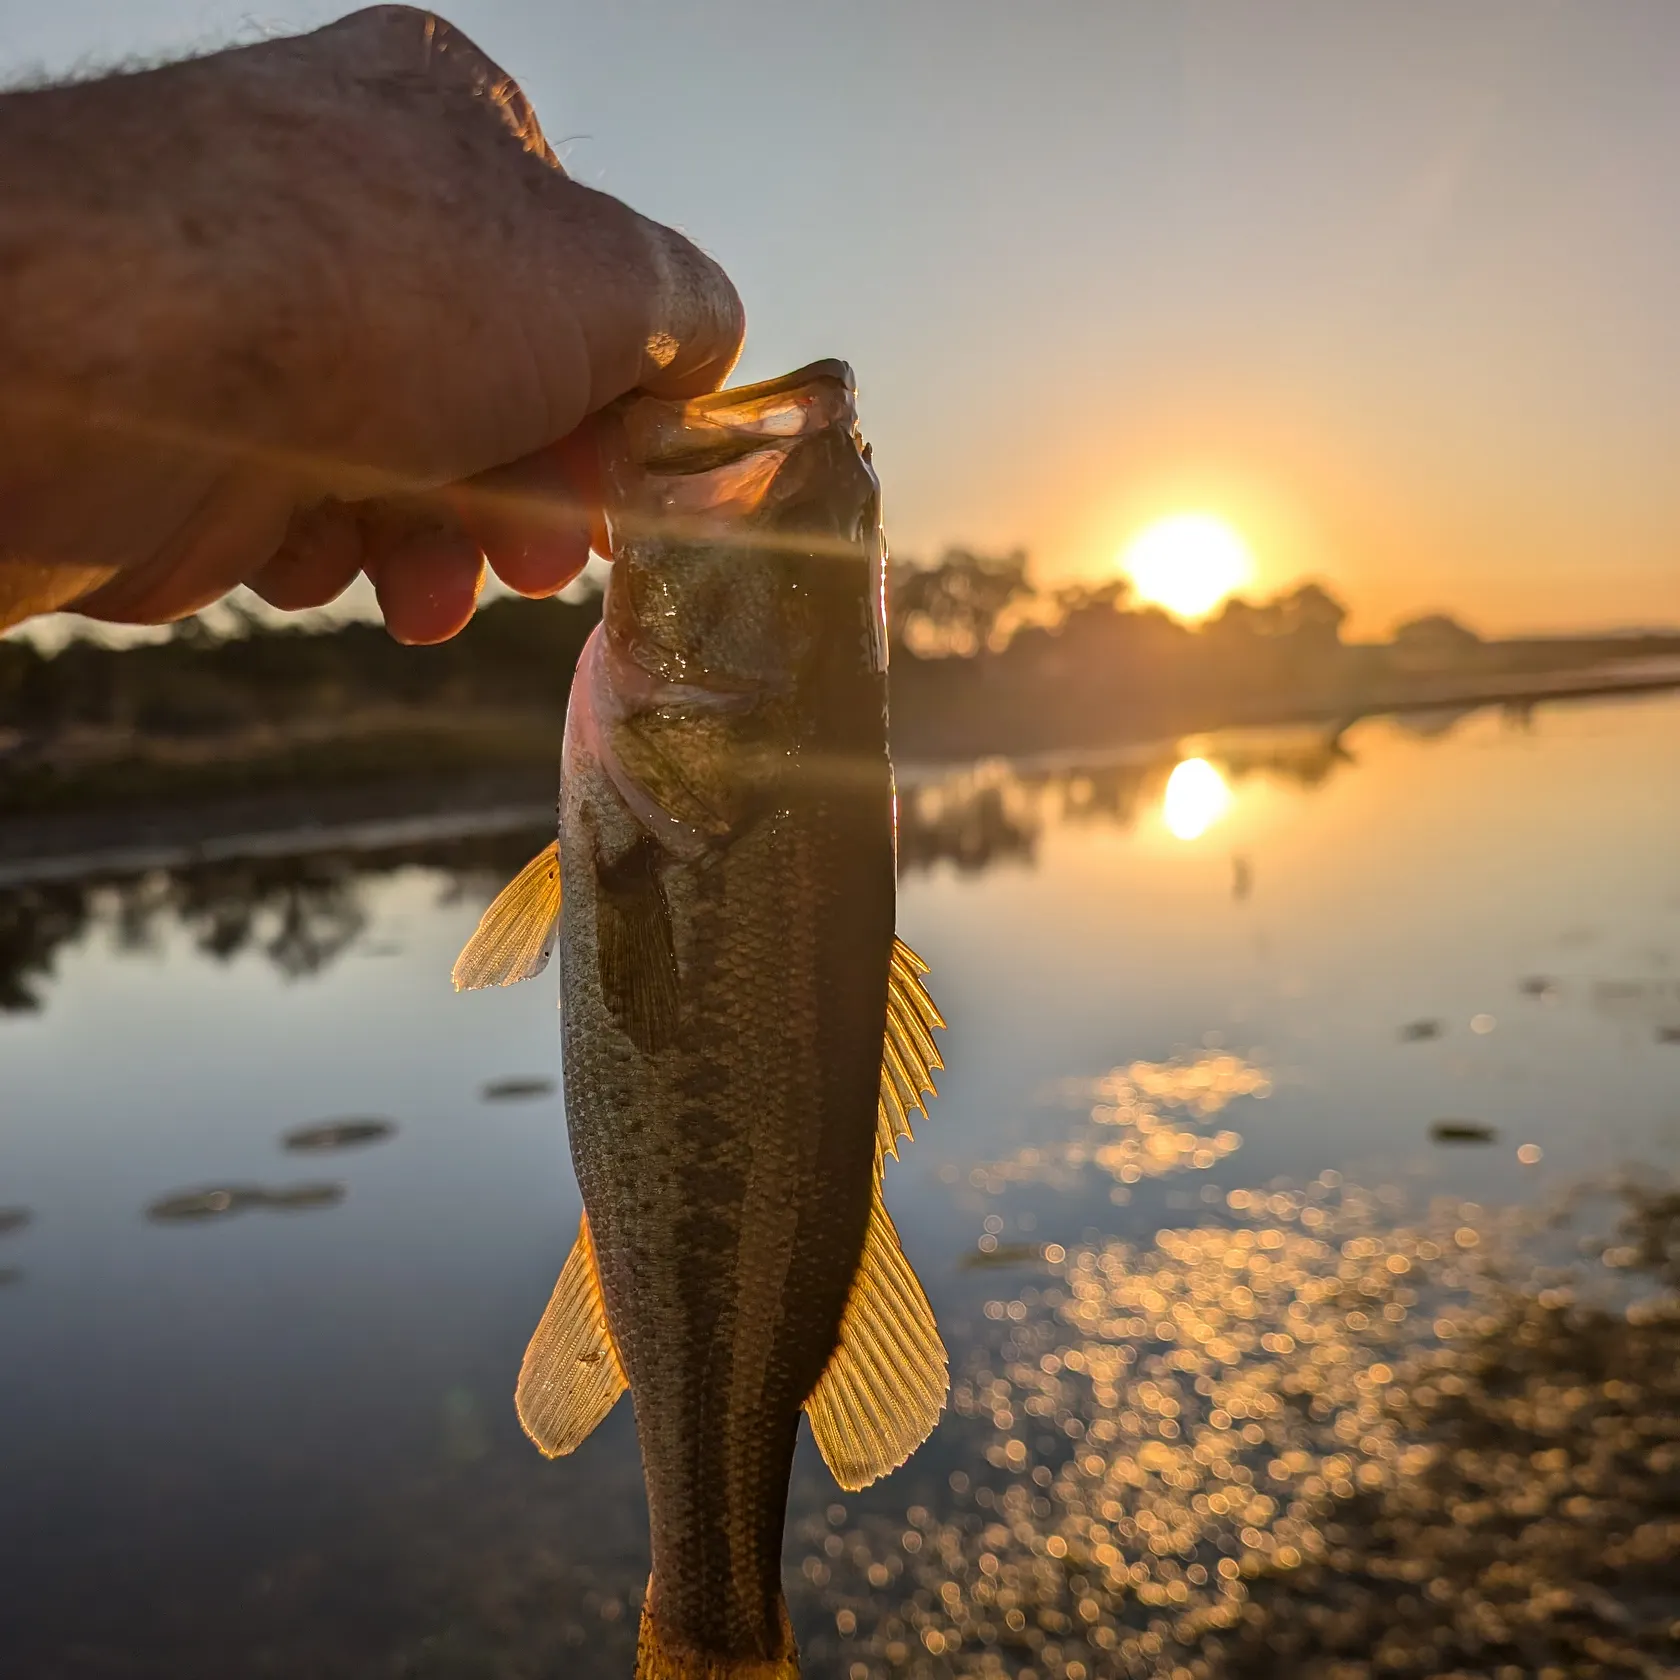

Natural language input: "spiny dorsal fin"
[452,842,562,992]
[804,1187,949,1490]
[876,936,945,1168]
[516,1212,628,1457]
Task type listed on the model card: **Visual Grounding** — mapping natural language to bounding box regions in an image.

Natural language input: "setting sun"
[1121,514,1255,621]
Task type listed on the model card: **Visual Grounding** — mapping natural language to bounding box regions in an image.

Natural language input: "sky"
[3,0,1678,635]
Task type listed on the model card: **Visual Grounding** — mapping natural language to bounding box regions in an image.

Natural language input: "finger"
[0,560,119,633]
[452,430,595,599]
[557,422,611,564]
[70,471,293,625]
[361,512,486,645]
[508,172,745,420]
[248,501,364,610]
[627,210,747,400]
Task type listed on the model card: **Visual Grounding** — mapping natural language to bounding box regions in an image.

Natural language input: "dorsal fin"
[875,936,945,1167]
[516,1213,628,1457]
[451,842,562,991]
[805,937,949,1489]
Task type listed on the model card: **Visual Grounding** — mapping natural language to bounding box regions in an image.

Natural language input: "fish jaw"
[595,360,887,710]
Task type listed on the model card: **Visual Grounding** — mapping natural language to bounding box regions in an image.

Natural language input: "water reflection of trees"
[0,883,89,1010]
[0,732,1358,1006]
[0,831,552,1011]
[898,728,1351,875]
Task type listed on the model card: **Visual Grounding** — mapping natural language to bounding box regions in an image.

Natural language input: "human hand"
[0,6,743,643]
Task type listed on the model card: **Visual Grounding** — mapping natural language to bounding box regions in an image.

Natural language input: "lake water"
[3,692,1678,1678]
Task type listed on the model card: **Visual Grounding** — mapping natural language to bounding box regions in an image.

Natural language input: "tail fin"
[635,1594,799,1680]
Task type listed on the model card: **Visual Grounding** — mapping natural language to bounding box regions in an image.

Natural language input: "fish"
[453,360,948,1678]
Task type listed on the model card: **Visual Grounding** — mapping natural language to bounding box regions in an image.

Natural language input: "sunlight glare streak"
[1162,757,1231,840]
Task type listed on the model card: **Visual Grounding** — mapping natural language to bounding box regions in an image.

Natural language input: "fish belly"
[560,755,895,1664]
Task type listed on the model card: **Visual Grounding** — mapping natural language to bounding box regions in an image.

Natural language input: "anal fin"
[516,1212,628,1457]
[804,1187,949,1491]
[452,842,562,991]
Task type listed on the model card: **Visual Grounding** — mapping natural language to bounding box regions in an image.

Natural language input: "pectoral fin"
[451,842,562,991]
[805,1187,949,1490]
[516,1212,628,1458]
[595,836,681,1054]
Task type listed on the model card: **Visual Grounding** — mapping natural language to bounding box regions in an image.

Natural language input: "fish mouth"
[597,359,889,681]
[615,359,859,479]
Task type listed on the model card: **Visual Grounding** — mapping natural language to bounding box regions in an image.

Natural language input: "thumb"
[530,175,746,412]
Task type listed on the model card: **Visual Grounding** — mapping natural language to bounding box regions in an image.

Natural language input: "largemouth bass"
[453,361,949,1679]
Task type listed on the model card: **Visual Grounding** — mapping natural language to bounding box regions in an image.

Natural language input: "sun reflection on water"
[1161,759,1231,841]
[795,1042,1680,1680]
[969,1053,1270,1202]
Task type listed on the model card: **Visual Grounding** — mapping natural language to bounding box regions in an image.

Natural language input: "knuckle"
[322,7,550,161]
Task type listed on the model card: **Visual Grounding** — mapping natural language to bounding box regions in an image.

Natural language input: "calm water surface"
[2,694,1677,1677]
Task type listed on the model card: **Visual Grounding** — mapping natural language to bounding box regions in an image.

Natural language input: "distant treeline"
[2,550,1677,804]
[0,591,594,737]
[888,549,1680,755]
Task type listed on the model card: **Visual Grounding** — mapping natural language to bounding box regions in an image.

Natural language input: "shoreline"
[3,665,1676,890]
